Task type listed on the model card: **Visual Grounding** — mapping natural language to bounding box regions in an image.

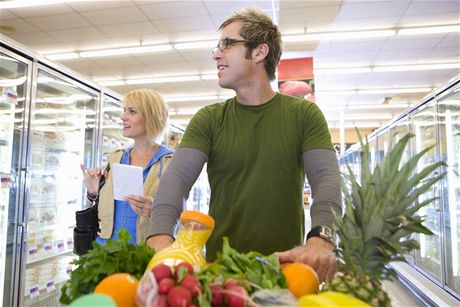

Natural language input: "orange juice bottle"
[146,210,215,271]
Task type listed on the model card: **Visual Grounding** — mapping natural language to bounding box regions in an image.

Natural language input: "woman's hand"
[124,195,153,217]
[80,164,102,195]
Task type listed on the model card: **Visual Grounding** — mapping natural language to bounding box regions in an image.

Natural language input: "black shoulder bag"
[73,164,110,256]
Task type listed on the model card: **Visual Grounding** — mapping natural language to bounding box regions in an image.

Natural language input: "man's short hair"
[219,7,283,81]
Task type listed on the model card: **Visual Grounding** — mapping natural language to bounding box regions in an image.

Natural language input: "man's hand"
[275,237,338,283]
[146,234,174,252]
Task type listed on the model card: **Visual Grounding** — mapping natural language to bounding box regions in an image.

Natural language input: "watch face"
[321,227,333,237]
[319,226,334,241]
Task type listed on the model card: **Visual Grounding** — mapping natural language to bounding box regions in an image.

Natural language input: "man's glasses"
[212,38,252,55]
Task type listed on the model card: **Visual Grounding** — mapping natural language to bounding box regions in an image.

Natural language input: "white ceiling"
[1,0,459,131]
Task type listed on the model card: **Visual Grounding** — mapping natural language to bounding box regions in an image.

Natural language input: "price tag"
[44,242,53,254]
[46,280,55,293]
[56,240,65,252]
[66,238,73,249]
[28,245,38,260]
[29,285,39,298]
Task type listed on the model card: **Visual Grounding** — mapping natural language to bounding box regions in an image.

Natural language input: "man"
[146,7,342,282]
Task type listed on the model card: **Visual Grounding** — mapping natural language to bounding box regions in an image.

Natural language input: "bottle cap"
[180,210,215,230]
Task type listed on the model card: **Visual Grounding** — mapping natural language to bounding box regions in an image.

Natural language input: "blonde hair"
[122,89,169,140]
[220,7,282,81]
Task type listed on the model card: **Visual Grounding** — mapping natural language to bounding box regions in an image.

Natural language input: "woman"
[80,89,173,244]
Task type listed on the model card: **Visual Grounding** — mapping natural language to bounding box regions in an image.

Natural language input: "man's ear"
[252,43,269,63]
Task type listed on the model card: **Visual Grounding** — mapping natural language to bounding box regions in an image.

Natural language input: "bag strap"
[88,150,122,209]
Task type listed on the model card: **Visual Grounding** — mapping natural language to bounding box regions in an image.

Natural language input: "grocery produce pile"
[60,229,153,305]
[61,231,368,306]
[61,133,443,307]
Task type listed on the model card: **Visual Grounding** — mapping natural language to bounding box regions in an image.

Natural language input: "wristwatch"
[306,226,336,247]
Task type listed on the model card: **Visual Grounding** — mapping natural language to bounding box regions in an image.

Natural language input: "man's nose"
[212,48,222,60]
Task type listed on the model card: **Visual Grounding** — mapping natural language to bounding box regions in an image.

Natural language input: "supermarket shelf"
[27,249,74,265]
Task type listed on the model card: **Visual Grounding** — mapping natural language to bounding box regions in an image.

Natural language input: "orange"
[94,273,139,307]
[282,262,319,298]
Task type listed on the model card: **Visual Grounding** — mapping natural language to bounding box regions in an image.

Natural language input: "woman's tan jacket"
[87,149,172,244]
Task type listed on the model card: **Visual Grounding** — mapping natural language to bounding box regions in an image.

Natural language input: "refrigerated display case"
[437,84,460,294]
[0,47,31,307]
[338,76,460,303]
[0,37,107,306]
[0,34,214,307]
[23,67,99,306]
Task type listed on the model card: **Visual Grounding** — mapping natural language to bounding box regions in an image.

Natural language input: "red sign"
[278,57,315,102]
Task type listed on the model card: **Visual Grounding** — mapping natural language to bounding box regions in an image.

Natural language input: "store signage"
[277,57,315,102]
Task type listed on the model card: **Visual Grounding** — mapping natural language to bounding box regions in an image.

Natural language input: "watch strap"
[307,225,336,247]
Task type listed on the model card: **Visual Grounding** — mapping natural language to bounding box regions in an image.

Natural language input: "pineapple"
[323,132,446,306]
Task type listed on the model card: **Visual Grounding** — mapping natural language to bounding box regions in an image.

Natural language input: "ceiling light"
[98,80,126,86]
[373,63,459,72]
[45,52,79,60]
[0,0,83,9]
[283,29,395,42]
[174,40,215,50]
[126,75,200,85]
[329,123,384,128]
[218,94,234,100]
[316,87,432,95]
[172,108,202,116]
[357,87,432,94]
[346,103,411,109]
[201,74,218,80]
[320,103,411,110]
[398,24,460,35]
[314,67,372,74]
[316,90,357,96]
[326,114,394,121]
[165,95,218,102]
[79,44,172,58]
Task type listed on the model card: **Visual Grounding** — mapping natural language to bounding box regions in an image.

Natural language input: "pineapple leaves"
[336,131,446,283]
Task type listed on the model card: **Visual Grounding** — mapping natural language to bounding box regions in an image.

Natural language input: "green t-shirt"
[180,93,333,260]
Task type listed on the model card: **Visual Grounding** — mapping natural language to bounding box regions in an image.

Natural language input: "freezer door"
[437,84,460,294]
[22,67,98,306]
[99,95,132,169]
[410,99,443,281]
[0,48,32,307]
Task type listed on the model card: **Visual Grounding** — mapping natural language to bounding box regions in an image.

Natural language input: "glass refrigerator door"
[437,85,460,294]
[376,127,391,164]
[100,95,132,168]
[0,49,31,307]
[23,68,98,306]
[391,118,412,165]
[410,99,442,281]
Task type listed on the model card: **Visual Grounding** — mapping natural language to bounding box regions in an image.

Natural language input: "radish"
[225,285,248,307]
[151,263,172,283]
[158,277,175,295]
[152,294,168,307]
[223,278,240,289]
[174,262,194,276]
[179,274,202,297]
[167,286,192,307]
[210,284,224,306]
